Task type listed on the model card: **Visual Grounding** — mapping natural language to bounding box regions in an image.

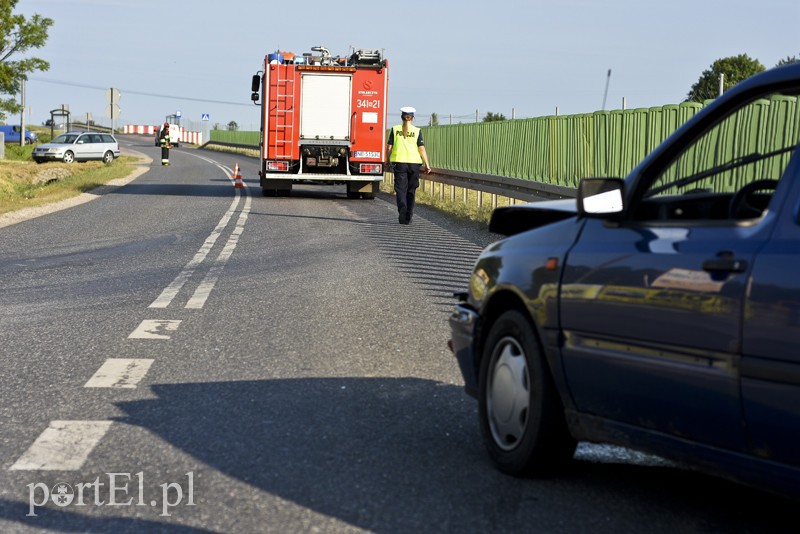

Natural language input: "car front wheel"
[478,309,576,476]
[102,151,114,164]
[63,151,75,164]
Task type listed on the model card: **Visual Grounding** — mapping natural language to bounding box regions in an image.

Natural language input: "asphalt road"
[0,136,795,533]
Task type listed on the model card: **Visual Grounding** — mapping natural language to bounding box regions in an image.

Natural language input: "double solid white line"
[150,166,250,309]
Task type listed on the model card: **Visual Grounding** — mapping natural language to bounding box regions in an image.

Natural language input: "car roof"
[60,131,116,137]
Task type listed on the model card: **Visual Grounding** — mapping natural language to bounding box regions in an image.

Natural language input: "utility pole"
[19,78,26,147]
[718,73,725,96]
[602,69,612,111]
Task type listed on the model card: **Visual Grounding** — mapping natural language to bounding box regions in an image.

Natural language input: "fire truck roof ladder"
[272,65,295,160]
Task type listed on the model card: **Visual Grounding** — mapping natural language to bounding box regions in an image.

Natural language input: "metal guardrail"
[201,140,578,200]
[203,140,259,151]
[428,168,576,201]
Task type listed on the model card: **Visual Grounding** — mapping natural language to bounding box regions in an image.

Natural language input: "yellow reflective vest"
[389,124,423,164]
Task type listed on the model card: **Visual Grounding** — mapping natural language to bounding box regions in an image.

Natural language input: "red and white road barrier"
[122,124,203,145]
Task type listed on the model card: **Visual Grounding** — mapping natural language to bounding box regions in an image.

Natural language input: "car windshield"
[52,134,79,144]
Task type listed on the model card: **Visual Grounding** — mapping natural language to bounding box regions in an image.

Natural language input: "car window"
[634,92,800,223]
[100,134,116,143]
[54,134,78,144]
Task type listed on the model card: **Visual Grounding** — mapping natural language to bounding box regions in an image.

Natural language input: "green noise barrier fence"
[423,98,799,189]
[209,130,260,146]
[214,96,799,189]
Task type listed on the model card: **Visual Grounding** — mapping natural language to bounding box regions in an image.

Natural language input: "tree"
[776,55,799,67]
[0,1,53,120]
[686,54,765,102]
[227,120,238,131]
[429,112,439,126]
[482,111,507,122]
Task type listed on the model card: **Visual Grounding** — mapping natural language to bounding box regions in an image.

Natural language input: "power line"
[29,76,252,107]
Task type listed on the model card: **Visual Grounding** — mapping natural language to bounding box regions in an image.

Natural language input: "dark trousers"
[393,162,421,220]
[161,146,169,162]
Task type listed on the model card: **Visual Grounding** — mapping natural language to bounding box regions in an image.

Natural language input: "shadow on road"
[1,377,795,532]
[105,378,797,532]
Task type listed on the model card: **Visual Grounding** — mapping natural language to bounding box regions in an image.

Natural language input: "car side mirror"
[577,178,625,217]
[251,74,260,93]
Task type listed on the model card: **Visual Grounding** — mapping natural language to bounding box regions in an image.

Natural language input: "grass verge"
[0,156,138,217]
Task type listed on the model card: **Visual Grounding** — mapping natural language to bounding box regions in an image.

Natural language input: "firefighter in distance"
[159,123,172,166]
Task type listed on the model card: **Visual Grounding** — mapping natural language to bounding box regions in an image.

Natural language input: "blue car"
[449,62,800,498]
[0,124,38,144]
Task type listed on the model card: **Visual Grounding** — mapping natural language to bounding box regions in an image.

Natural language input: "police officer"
[387,106,431,224]
[159,122,171,166]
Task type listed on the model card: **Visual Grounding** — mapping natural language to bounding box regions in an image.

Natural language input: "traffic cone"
[233,163,244,189]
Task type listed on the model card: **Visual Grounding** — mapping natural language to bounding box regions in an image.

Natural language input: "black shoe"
[398,209,407,224]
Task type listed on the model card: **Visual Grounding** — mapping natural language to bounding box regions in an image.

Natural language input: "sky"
[12,0,800,134]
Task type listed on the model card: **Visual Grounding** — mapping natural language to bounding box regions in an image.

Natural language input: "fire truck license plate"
[355,151,381,159]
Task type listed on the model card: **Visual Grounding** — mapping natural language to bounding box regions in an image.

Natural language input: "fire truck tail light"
[266,161,289,172]
[360,164,382,174]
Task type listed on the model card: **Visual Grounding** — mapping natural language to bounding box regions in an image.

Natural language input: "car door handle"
[702,255,748,273]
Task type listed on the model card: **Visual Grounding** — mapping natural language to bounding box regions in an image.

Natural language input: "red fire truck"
[250,46,388,198]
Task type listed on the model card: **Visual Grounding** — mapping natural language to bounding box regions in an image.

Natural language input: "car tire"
[102,151,114,164]
[63,151,74,164]
[478,309,576,476]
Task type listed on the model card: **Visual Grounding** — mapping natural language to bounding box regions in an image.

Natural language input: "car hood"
[33,143,70,150]
[488,198,578,236]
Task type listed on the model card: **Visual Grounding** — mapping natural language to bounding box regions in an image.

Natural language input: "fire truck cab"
[251,46,388,198]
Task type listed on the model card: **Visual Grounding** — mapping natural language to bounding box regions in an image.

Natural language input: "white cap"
[400,106,416,114]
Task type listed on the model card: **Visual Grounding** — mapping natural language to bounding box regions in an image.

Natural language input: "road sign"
[201,113,210,121]
[105,104,121,119]
[176,110,182,118]
[105,88,121,103]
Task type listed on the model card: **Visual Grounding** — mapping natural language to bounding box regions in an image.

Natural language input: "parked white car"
[32,132,120,164]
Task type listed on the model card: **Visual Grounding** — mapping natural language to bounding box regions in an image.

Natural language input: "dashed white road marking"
[84,359,154,388]
[10,421,113,471]
[186,194,252,309]
[128,319,181,339]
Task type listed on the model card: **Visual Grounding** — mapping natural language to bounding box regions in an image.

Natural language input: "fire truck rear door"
[300,74,352,141]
